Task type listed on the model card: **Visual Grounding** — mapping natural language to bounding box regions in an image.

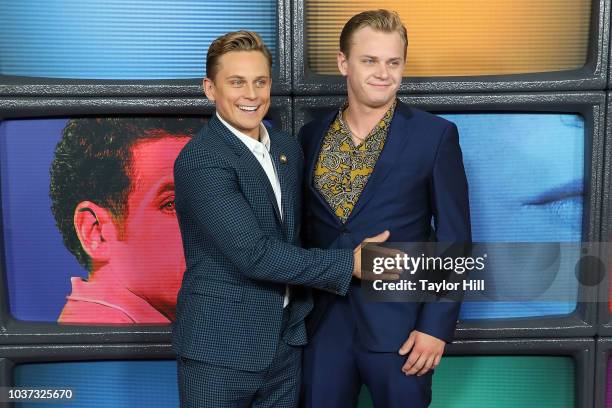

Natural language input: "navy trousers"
[302,295,432,408]
[178,308,301,408]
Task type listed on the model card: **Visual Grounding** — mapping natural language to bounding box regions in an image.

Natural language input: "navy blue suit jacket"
[172,115,353,372]
[300,101,471,351]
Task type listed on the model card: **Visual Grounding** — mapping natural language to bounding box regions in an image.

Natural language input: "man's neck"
[216,111,261,141]
[343,97,395,141]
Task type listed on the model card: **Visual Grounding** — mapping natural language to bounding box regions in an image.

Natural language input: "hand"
[398,330,445,376]
[353,231,401,281]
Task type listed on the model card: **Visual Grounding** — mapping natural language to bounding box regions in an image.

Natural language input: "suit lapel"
[270,131,292,239]
[208,116,283,226]
[346,101,413,222]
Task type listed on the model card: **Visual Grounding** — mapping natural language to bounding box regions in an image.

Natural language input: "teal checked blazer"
[172,115,354,372]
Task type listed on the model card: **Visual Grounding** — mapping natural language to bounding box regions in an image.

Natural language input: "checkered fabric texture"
[172,115,354,373]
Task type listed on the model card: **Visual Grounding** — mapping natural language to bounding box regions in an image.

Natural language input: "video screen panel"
[1,117,211,324]
[358,356,575,407]
[13,360,178,407]
[295,98,593,323]
[10,356,575,407]
[305,0,591,77]
[0,0,278,80]
[441,113,584,320]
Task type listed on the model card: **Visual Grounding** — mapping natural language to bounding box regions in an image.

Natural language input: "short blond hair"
[206,30,273,80]
[340,10,408,59]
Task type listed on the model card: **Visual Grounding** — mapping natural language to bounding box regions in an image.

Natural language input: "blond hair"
[206,30,273,80]
[340,10,408,59]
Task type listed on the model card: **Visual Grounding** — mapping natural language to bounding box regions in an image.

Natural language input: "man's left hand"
[398,330,445,376]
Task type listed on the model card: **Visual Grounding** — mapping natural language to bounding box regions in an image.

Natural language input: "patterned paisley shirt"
[314,100,396,223]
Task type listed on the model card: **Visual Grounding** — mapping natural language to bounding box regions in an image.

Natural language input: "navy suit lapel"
[208,116,283,226]
[269,129,292,238]
[346,101,413,223]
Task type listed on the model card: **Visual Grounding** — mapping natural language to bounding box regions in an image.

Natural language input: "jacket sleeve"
[174,156,353,296]
[415,122,472,343]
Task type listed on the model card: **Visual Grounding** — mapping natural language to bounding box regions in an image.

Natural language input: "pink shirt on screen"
[58,277,170,324]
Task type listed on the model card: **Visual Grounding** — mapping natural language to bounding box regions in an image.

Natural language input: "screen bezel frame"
[292,0,611,94]
[597,94,612,335]
[0,0,292,97]
[595,337,612,408]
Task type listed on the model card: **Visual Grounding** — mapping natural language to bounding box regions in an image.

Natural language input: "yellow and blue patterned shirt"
[314,100,396,223]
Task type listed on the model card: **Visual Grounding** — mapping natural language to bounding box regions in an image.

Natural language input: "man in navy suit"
[300,10,471,407]
[173,31,394,408]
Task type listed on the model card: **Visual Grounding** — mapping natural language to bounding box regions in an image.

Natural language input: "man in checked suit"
[300,10,472,408]
[173,31,393,408]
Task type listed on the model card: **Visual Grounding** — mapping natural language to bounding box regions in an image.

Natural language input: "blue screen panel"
[13,360,178,407]
[0,0,277,79]
[439,113,584,319]
[1,119,77,322]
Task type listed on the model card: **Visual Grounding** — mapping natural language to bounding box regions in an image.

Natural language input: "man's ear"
[73,201,118,263]
[337,51,349,76]
[203,77,216,101]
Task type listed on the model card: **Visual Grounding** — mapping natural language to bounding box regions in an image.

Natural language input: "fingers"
[400,331,444,376]
[398,332,416,355]
[403,351,439,376]
[416,355,436,376]
[374,272,400,281]
[359,270,400,281]
[402,351,426,376]
[363,230,390,243]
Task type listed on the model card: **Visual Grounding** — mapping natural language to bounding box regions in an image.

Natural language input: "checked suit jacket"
[172,115,354,372]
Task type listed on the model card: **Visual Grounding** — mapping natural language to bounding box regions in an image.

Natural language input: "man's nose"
[244,83,257,99]
[375,62,389,79]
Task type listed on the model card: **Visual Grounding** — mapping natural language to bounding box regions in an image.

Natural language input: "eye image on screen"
[13,360,178,407]
[1,117,208,323]
[0,0,277,79]
[438,113,584,319]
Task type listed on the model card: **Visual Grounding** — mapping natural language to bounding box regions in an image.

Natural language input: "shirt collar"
[216,112,271,153]
[66,277,170,323]
[337,99,397,135]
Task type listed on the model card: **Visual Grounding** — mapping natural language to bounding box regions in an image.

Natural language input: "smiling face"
[106,136,190,317]
[338,26,405,110]
[204,50,271,138]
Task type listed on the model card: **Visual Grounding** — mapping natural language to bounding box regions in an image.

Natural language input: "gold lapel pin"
[279,154,288,164]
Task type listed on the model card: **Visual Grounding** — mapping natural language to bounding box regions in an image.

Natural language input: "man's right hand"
[353,230,401,281]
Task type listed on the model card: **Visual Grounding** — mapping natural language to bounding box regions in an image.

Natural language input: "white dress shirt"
[216,113,290,307]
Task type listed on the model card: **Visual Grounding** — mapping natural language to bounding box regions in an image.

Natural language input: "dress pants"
[302,295,432,408]
[178,306,301,408]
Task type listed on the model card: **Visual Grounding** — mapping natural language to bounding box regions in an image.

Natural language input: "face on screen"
[338,27,404,109]
[204,51,271,139]
[447,114,584,243]
[104,137,189,318]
